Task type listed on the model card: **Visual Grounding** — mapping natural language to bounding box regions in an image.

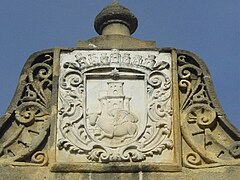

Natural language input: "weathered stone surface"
[94,2,138,35]
[0,166,240,180]
[0,2,239,179]
[77,34,156,49]
[56,49,177,171]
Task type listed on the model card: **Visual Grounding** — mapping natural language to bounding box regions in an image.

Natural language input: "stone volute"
[94,1,138,36]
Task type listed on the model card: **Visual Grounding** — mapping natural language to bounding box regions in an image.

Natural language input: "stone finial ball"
[94,3,138,35]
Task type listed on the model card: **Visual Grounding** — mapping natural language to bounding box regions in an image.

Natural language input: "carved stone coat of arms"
[57,49,173,163]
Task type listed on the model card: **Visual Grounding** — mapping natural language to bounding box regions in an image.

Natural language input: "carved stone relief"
[0,47,238,175]
[0,51,53,166]
[57,49,173,163]
[177,52,240,168]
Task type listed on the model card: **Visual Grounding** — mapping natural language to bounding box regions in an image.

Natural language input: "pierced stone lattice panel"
[0,50,53,166]
[177,51,240,168]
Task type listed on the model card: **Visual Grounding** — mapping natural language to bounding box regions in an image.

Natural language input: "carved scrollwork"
[15,102,49,126]
[57,50,173,163]
[185,104,216,130]
[148,70,171,88]
[178,52,240,168]
[26,57,53,107]
[146,70,172,158]
[31,151,48,166]
[184,152,202,167]
[0,52,53,165]
[87,146,111,162]
[60,71,83,89]
[120,145,146,162]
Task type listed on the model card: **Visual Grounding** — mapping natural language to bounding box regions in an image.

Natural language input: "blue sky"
[0,0,239,129]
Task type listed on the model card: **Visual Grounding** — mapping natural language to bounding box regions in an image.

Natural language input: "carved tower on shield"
[88,81,138,144]
[99,82,131,113]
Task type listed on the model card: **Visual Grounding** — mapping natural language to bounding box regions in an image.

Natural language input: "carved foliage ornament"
[0,52,53,165]
[57,49,173,162]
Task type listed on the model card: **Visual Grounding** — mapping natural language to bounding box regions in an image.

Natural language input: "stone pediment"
[0,48,239,170]
[0,2,239,180]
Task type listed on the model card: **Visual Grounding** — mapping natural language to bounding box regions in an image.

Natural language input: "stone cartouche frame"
[50,48,182,172]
